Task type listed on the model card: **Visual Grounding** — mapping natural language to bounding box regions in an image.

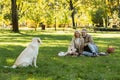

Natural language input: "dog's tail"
[11,65,17,68]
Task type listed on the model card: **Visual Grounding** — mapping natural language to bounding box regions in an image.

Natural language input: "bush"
[94,27,120,31]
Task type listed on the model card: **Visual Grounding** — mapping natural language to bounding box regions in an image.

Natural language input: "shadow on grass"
[0,33,72,43]
[0,45,26,66]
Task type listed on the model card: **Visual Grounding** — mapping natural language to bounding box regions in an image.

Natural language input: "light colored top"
[68,37,84,53]
[74,38,81,48]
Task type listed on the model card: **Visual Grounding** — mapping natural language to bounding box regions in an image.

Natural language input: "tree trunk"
[117,0,120,18]
[11,0,19,32]
[69,0,76,29]
[103,16,108,28]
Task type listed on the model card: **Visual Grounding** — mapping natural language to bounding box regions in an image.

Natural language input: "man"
[81,28,98,57]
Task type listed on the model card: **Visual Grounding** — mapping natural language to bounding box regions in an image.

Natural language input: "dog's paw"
[11,65,17,68]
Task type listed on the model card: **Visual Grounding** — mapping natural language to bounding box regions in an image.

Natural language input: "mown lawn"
[0,30,120,80]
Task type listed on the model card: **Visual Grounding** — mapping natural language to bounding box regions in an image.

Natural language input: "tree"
[25,0,46,31]
[69,0,76,29]
[11,0,19,32]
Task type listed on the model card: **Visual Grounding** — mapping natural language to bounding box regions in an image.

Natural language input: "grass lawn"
[0,29,120,80]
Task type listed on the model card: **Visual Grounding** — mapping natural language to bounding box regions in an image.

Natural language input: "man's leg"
[88,43,99,56]
[82,51,93,56]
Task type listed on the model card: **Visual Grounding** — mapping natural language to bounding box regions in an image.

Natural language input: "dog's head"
[32,37,42,44]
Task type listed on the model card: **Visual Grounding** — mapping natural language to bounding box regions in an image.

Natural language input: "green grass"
[0,30,120,80]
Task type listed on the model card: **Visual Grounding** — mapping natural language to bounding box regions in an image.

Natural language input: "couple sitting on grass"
[59,28,106,57]
[67,28,99,57]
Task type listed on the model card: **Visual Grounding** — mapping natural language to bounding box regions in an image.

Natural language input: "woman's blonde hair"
[74,30,82,38]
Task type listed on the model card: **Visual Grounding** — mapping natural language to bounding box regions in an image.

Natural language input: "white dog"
[5,37,42,68]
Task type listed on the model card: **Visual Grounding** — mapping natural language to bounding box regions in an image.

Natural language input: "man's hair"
[81,28,87,32]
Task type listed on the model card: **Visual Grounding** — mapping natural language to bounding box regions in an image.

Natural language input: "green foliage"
[1,0,120,30]
[0,30,120,80]
[91,7,106,26]
[3,13,11,21]
[0,0,11,25]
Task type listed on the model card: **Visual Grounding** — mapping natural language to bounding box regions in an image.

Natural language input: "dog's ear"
[37,38,42,44]
[37,39,40,43]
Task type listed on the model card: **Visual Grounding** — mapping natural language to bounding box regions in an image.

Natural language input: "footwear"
[91,52,99,57]
[98,52,108,56]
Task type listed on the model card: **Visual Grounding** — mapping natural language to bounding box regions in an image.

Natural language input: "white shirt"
[74,38,81,48]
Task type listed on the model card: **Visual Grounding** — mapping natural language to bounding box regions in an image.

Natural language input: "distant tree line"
[0,0,120,32]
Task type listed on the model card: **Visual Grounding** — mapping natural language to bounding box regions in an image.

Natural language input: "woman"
[67,30,84,56]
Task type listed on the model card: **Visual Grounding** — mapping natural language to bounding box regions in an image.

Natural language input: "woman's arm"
[67,38,75,52]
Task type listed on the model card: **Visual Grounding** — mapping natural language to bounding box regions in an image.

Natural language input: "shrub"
[94,27,120,31]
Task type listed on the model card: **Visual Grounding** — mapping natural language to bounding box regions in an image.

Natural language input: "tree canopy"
[0,0,120,32]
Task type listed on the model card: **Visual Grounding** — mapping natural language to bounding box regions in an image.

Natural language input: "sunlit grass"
[0,30,120,80]
[94,33,120,38]
[6,58,15,64]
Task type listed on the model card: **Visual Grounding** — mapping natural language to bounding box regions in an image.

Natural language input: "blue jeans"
[82,51,93,56]
[82,43,98,56]
[88,43,98,53]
